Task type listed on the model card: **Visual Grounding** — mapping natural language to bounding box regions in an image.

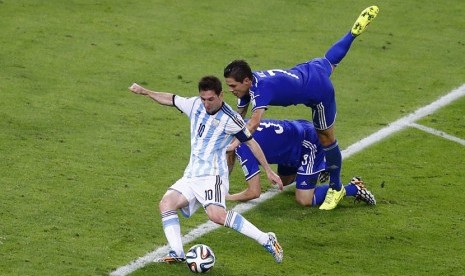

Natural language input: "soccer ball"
[185,244,216,273]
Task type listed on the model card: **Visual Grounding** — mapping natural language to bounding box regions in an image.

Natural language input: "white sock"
[161,210,184,257]
[224,211,269,245]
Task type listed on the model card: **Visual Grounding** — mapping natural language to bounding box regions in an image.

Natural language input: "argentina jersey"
[174,95,247,178]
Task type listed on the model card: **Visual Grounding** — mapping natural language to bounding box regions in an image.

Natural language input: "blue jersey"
[237,58,336,130]
[174,95,251,179]
[235,119,325,181]
[237,58,334,111]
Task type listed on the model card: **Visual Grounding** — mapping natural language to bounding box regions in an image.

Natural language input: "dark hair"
[224,59,253,82]
[198,75,222,96]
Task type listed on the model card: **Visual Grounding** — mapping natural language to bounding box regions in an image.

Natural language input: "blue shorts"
[293,58,336,130]
[278,165,321,190]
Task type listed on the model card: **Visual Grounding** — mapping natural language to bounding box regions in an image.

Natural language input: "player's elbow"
[238,189,261,201]
[249,190,261,200]
[245,187,261,200]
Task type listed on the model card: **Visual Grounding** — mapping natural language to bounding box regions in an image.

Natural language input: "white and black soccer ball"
[185,244,216,273]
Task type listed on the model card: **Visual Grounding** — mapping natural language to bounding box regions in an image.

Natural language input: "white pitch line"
[110,84,465,276]
[342,84,465,158]
[408,123,465,146]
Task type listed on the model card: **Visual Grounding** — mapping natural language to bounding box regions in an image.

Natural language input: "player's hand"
[267,170,283,191]
[128,83,148,95]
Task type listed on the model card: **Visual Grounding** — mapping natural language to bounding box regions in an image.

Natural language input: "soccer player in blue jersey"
[128,76,284,264]
[223,6,379,210]
[227,119,376,207]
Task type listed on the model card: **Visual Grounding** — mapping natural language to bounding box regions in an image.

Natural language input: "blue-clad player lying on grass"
[227,119,376,207]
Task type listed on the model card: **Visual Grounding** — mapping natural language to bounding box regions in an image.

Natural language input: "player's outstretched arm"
[128,83,174,106]
[244,138,283,190]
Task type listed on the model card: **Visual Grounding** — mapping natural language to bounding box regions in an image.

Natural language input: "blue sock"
[312,184,330,206]
[324,32,356,66]
[323,140,342,191]
[344,184,358,197]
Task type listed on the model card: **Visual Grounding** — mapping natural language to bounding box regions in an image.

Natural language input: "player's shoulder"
[174,95,201,114]
[220,103,245,127]
[175,95,200,105]
[220,101,238,117]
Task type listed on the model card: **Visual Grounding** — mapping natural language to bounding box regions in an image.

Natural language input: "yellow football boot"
[319,186,346,210]
[351,6,379,36]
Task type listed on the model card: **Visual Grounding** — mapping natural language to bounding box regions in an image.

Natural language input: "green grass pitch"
[1,0,464,275]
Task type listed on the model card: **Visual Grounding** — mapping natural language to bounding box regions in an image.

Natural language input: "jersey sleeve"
[250,85,271,112]
[173,95,197,117]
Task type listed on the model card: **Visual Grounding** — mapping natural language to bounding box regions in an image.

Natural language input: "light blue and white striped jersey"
[174,95,250,179]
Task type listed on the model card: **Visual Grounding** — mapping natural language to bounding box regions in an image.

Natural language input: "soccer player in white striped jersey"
[128,76,284,264]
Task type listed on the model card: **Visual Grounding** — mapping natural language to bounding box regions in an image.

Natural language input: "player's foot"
[351,6,379,36]
[350,176,376,205]
[154,250,186,263]
[263,232,283,263]
[319,185,346,210]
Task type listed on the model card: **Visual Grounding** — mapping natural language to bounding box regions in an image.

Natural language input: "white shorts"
[170,175,229,218]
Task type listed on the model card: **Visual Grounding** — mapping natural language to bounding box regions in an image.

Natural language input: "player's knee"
[296,197,312,206]
[158,198,167,212]
[159,196,174,212]
[206,206,226,225]
[317,128,336,146]
[295,194,312,206]
[209,216,221,225]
